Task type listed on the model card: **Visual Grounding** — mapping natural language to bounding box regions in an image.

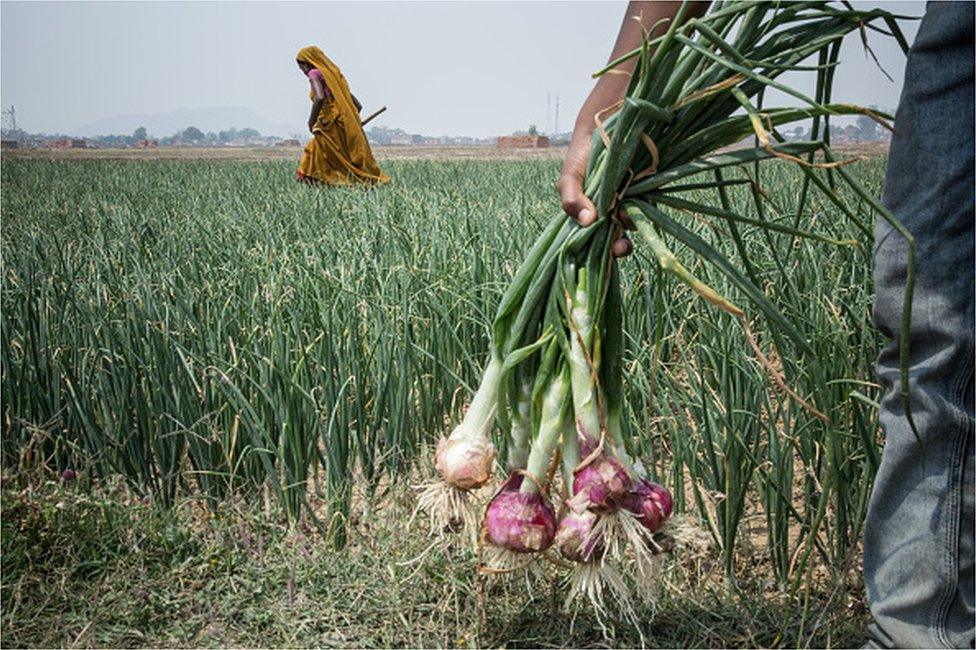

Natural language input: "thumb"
[557,170,598,227]
[558,135,598,226]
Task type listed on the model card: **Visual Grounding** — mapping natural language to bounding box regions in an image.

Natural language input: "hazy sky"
[2,1,924,138]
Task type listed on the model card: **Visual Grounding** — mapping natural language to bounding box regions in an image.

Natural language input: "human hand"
[556,2,709,259]
[558,130,633,258]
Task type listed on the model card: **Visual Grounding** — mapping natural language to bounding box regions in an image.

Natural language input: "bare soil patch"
[2,142,884,163]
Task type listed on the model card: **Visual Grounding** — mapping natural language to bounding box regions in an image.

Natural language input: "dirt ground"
[1,145,568,162]
[2,141,889,163]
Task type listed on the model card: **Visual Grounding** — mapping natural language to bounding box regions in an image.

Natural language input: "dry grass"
[1,472,869,648]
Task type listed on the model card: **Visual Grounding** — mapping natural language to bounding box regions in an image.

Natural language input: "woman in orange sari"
[295,46,389,185]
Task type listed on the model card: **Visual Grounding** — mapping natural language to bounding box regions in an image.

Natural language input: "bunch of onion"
[477,258,678,606]
[423,0,913,614]
[552,262,675,615]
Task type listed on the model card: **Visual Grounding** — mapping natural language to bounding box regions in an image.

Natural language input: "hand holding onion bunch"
[420,0,913,616]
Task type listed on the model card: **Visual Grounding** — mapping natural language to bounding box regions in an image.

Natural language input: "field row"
[2,157,886,582]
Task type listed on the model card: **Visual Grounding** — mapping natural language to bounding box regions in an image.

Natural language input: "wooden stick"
[361,106,387,127]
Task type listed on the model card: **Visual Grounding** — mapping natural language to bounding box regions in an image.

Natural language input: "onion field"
[2,155,888,645]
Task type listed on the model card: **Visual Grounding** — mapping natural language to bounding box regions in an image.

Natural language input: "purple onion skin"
[623,478,673,532]
[485,474,557,553]
[572,452,631,511]
[555,509,603,562]
[647,481,673,519]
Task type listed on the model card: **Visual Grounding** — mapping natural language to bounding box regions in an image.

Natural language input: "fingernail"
[578,208,593,223]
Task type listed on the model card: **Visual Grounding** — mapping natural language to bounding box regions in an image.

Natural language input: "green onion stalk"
[484,364,570,555]
[418,356,502,540]
[434,357,502,492]
[505,378,533,473]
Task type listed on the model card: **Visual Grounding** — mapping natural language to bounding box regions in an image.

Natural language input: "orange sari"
[296,46,389,185]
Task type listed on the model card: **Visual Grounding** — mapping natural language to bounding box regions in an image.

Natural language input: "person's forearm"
[558,0,709,245]
[308,100,324,129]
[572,1,708,145]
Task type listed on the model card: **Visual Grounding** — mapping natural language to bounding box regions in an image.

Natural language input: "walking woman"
[295,46,389,185]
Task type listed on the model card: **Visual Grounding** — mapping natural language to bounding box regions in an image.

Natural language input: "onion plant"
[422,0,912,612]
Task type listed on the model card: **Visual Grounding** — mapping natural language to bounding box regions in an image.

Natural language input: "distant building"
[50,137,88,149]
[134,139,158,149]
[276,139,301,147]
[496,135,550,149]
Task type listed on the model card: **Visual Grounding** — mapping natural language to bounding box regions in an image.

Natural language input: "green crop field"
[2,156,888,646]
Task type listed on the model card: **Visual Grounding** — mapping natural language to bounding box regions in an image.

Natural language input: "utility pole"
[554,95,559,136]
[1,105,16,133]
[546,93,551,135]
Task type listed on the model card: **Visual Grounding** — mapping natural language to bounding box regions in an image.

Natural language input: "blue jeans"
[864,2,975,648]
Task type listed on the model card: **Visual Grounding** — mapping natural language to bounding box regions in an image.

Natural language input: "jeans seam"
[932,340,974,647]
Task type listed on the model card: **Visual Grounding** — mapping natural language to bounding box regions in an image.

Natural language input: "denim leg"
[863,2,975,648]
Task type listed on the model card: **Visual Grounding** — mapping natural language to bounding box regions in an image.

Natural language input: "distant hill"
[73,107,296,138]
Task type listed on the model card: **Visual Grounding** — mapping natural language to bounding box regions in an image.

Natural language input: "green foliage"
[1,155,886,580]
[856,111,881,141]
[182,126,205,141]
[1,159,556,544]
